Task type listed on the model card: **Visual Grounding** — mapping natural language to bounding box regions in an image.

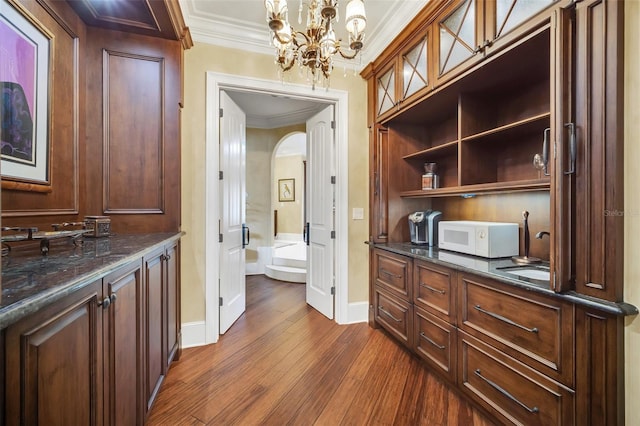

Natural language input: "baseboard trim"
[181,321,207,348]
[345,301,368,324]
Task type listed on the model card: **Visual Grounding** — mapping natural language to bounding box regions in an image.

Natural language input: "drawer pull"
[378,306,402,322]
[474,369,540,414]
[474,305,539,334]
[419,332,445,350]
[380,268,402,279]
[420,283,446,294]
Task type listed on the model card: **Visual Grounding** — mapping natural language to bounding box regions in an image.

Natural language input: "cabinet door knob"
[110,293,117,304]
[99,297,111,309]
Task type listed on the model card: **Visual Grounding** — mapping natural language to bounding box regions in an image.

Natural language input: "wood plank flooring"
[147,275,495,425]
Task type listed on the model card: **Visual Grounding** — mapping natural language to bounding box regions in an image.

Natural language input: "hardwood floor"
[147,275,495,425]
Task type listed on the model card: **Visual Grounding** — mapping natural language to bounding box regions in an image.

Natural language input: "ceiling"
[180,0,429,128]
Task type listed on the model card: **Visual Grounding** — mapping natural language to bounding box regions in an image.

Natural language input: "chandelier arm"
[337,49,360,60]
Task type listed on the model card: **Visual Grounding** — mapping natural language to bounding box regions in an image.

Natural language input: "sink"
[502,268,550,281]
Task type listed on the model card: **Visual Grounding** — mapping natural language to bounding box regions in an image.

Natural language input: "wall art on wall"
[0,0,51,189]
[278,178,295,202]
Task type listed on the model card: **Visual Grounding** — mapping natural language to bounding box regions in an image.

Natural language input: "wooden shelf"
[402,140,459,160]
[399,178,550,198]
[461,112,551,143]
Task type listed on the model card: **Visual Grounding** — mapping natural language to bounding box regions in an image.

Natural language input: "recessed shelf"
[402,140,459,160]
[461,112,551,143]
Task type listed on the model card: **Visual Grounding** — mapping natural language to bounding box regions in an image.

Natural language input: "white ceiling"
[180,0,429,127]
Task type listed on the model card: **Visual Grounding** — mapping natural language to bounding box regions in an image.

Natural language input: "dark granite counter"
[374,243,638,317]
[1,232,183,329]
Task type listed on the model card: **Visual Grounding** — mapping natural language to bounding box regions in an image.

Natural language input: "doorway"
[204,72,350,344]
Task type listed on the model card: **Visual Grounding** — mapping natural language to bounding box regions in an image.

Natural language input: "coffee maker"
[408,210,442,246]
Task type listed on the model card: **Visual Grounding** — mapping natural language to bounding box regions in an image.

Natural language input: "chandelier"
[264,0,367,88]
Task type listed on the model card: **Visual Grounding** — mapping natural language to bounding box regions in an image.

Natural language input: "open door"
[219,91,247,333]
[305,105,335,319]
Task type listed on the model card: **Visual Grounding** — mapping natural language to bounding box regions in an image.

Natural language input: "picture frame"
[278,178,295,202]
[0,0,52,190]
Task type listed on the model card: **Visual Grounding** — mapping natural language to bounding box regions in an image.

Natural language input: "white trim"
[346,302,369,324]
[181,321,207,348]
[205,72,350,345]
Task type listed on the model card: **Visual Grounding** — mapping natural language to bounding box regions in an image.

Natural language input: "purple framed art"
[0,0,51,188]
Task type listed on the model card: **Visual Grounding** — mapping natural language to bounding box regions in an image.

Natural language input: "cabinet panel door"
[166,241,181,365]
[373,249,412,300]
[374,288,413,348]
[414,307,456,382]
[573,0,624,302]
[370,126,389,243]
[144,248,166,412]
[105,261,144,426]
[401,33,430,103]
[5,281,103,425]
[376,62,398,119]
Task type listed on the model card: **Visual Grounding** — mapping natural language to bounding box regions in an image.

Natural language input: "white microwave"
[438,221,519,258]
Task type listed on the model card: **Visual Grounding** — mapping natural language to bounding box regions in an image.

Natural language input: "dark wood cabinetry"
[143,239,181,413]
[365,0,633,423]
[2,236,181,425]
[5,279,103,425]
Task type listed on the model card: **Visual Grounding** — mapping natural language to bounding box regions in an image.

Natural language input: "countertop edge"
[1,232,184,330]
[372,243,639,317]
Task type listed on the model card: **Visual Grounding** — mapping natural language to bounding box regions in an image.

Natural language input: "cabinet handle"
[165,253,171,260]
[420,283,446,294]
[110,293,117,304]
[380,269,401,279]
[474,305,539,334]
[542,127,551,176]
[378,306,402,322]
[98,297,111,309]
[474,369,539,414]
[419,332,445,350]
[564,122,576,175]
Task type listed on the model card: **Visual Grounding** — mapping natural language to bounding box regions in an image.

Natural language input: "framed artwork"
[0,0,52,189]
[278,178,295,202]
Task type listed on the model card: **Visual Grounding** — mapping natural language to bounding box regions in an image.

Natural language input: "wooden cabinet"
[104,261,145,426]
[4,260,144,425]
[2,237,181,425]
[143,239,181,414]
[414,306,457,382]
[373,249,412,300]
[459,332,574,425]
[4,279,103,425]
[413,260,456,322]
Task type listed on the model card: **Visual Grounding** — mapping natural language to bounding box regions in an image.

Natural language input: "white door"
[305,105,335,319]
[219,91,247,333]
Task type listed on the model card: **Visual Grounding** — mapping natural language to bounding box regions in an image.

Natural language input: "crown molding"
[181,0,429,71]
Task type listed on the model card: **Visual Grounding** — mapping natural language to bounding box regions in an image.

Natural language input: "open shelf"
[402,140,459,160]
[399,178,550,198]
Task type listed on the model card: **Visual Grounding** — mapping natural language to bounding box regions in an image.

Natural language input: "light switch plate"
[352,207,364,220]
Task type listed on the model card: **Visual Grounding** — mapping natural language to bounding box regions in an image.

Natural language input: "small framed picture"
[278,178,295,202]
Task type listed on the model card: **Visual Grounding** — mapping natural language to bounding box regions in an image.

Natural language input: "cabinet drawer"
[458,274,574,385]
[414,307,456,382]
[374,288,413,348]
[414,260,456,320]
[459,332,574,426]
[374,250,412,300]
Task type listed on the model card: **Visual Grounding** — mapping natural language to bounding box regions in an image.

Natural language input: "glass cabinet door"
[402,36,429,101]
[438,0,478,76]
[493,0,556,39]
[376,64,396,118]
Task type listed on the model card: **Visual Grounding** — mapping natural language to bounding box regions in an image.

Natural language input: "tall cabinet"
[363,0,633,424]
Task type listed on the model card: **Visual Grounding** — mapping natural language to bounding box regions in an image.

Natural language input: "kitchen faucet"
[535,231,550,239]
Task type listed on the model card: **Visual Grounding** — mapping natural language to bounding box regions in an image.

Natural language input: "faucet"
[535,231,550,239]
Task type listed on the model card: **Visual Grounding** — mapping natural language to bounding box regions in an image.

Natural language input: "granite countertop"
[374,243,638,317]
[1,232,183,329]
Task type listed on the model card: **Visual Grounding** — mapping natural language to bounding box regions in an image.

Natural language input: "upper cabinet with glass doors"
[376,28,432,121]
[436,0,557,82]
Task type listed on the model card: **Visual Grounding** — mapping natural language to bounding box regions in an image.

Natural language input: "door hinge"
[330,176,336,184]
[331,230,336,239]
[331,120,336,129]
[219,171,223,180]
[219,108,224,118]
[219,296,223,306]
[219,233,223,243]
[331,286,335,295]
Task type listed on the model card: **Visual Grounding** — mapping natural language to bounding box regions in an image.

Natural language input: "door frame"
[204,71,349,344]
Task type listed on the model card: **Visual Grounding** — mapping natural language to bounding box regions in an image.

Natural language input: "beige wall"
[625,2,640,424]
[246,126,304,261]
[180,43,369,323]
[274,155,305,235]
